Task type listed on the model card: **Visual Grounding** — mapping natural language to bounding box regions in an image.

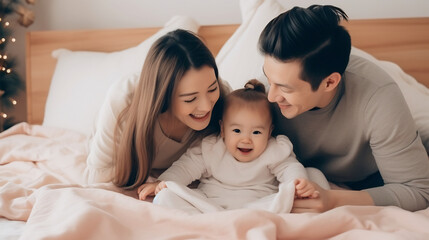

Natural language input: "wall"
[6,0,429,125]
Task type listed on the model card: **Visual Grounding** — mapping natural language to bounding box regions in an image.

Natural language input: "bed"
[1,0,429,238]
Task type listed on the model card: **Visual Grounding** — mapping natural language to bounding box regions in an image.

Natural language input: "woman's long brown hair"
[113,29,225,189]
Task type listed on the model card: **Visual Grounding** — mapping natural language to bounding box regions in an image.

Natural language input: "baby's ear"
[219,120,224,137]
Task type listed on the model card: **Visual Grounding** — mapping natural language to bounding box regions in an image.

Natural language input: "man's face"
[263,56,328,119]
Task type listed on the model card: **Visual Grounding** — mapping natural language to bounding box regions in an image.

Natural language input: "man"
[259,5,429,212]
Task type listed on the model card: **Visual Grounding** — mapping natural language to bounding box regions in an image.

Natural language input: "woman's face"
[170,65,220,131]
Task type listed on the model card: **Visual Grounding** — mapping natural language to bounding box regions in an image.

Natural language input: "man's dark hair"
[259,5,351,91]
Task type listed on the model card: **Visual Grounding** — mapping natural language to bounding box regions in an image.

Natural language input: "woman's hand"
[137,181,167,200]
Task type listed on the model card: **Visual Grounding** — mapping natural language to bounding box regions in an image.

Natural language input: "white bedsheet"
[2,123,429,240]
[0,218,25,240]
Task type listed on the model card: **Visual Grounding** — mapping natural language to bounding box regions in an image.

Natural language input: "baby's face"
[221,102,272,162]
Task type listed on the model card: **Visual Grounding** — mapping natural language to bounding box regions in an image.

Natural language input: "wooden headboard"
[26,18,429,125]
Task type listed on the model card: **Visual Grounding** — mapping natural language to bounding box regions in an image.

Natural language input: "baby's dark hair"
[223,79,275,123]
[228,79,267,101]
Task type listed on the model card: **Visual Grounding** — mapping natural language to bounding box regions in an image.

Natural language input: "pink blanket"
[1,123,429,239]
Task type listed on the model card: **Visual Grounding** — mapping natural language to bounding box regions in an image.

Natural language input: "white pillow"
[43,16,199,136]
[216,0,429,152]
[216,0,286,90]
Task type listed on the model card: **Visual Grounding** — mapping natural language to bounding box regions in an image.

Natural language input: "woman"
[86,29,227,190]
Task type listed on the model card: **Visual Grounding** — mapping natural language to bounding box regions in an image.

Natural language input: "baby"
[138,79,321,213]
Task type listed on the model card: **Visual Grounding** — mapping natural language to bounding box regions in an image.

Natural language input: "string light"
[9,98,17,105]
[0,2,32,131]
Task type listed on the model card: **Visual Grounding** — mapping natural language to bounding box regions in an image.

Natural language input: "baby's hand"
[155,181,167,194]
[137,181,167,200]
[294,178,319,199]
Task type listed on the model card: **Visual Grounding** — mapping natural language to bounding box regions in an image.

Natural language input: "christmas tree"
[0,0,34,131]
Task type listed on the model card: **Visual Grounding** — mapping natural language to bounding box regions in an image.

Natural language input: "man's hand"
[292,181,374,213]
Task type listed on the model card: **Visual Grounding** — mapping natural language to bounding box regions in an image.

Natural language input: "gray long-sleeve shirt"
[273,54,429,211]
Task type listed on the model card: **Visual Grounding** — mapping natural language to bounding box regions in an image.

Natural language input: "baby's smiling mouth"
[238,148,252,153]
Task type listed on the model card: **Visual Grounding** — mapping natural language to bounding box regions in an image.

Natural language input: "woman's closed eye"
[184,86,217,103]
[208,86,218,93]
[184,97,196,103]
